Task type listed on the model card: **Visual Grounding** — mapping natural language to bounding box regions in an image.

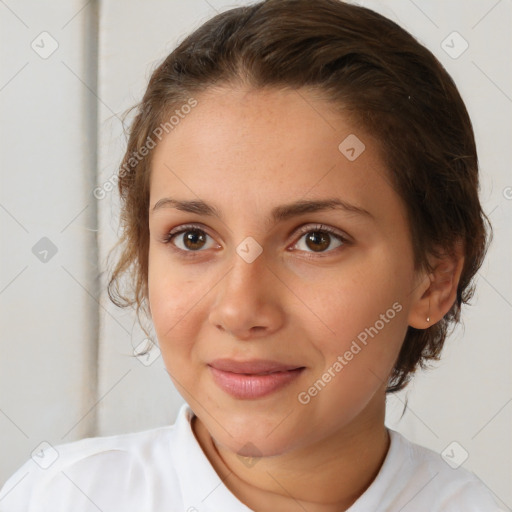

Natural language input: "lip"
[208,359,305,400]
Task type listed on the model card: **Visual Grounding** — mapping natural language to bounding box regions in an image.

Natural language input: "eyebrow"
[151,197,373,224]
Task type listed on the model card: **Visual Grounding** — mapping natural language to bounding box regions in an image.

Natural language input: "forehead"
[149,86,402,227]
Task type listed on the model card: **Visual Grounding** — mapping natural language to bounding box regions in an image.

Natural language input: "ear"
[408,242,465,329]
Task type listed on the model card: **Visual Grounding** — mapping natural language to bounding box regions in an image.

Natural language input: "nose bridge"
[220,229,268,289]
[223,246,270,304]
[208,244,284,338]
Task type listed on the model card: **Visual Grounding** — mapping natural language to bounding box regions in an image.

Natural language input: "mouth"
[208,359,306,400]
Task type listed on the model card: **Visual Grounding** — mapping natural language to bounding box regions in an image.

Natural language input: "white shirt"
[0,403,501,512]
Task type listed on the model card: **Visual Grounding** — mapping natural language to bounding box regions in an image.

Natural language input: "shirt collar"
[170,403,254,512]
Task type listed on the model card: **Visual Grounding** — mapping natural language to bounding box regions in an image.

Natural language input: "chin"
[220,436,298,459]
[209,416,309,458]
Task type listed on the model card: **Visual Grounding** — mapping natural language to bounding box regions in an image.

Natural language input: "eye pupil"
[184,230,206,250]
[306,231,330,252]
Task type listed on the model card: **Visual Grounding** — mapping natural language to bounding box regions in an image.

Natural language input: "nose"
[208,251,286,340]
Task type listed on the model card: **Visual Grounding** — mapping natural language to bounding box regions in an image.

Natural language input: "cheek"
[297,285,408,425]
[147,252,203,347]
[310,259,410,372]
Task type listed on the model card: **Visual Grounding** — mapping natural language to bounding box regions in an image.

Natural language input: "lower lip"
[209,366,305,399]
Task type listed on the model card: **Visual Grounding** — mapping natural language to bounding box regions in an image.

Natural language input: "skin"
[147,86,464,511]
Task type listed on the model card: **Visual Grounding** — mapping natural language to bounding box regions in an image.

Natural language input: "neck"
[192,392,390,512]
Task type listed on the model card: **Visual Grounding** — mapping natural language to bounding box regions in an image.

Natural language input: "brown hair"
[107,0,491,392]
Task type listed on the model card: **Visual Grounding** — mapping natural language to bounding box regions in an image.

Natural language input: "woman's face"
[147,86,425,457]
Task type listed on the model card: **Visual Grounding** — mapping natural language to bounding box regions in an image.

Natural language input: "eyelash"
[289,224,349,258]
[161,223,349,259]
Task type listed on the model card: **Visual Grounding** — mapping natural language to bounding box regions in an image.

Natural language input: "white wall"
[1,0,511,508]
[0,0,99,486]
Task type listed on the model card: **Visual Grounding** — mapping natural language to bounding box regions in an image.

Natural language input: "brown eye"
[293,226,346,254]
[305,231,331,252]
[166,227,217,252]
[182,230,207,250]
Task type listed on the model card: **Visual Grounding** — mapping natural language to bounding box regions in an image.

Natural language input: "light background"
[0,0,510,508]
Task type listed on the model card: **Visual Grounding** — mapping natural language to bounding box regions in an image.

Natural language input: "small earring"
[426,297,430,323]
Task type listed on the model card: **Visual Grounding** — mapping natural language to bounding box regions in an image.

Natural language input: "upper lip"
[208,358,304,374]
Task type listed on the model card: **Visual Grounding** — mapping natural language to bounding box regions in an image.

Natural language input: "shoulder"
[389,429,501,511]
[0,408,188,512]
